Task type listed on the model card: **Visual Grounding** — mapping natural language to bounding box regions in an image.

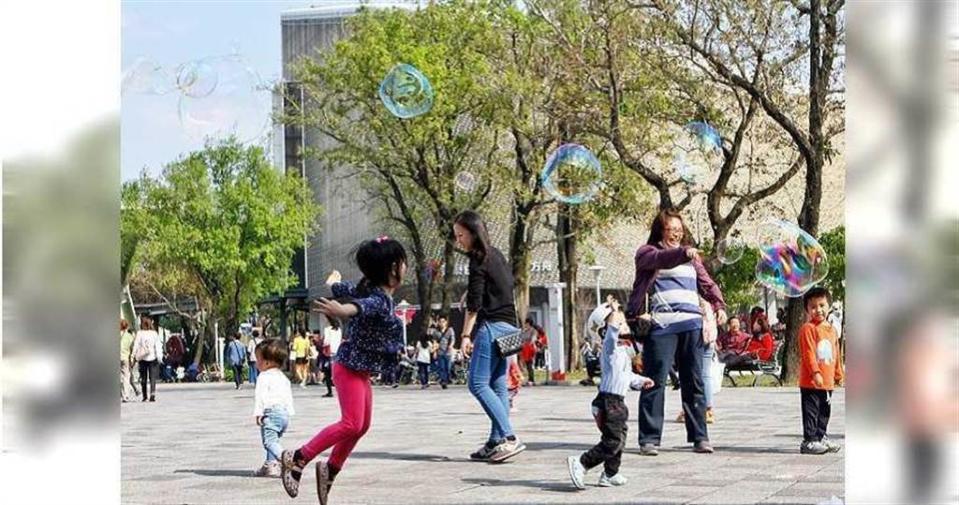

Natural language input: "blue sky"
[121,1,307,181]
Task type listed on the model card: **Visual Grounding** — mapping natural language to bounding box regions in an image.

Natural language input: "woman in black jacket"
[453,210,525,464]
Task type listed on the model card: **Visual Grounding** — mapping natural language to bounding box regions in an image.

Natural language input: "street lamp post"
[397,299,410,345]
[587,265,606,306]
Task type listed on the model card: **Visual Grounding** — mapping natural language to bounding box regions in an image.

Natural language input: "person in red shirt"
[798,287,844,455]
[745,315,775,361]
[520,317,539,386]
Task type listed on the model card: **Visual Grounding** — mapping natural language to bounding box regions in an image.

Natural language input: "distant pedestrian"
[132,316,164,402]
[226,333,248,390]
[120,319,136,402]
[247,329,265,385]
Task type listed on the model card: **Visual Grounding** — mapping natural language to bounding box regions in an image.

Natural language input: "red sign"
[394,306,418,324]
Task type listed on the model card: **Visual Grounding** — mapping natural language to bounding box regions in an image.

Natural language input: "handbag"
[627,293,653,338]
[493,329,525,357]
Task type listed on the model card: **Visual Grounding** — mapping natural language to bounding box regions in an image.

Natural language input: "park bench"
[722,340,784,387]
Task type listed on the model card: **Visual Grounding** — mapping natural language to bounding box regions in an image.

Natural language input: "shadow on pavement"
[174,469,253,477]
[460,477,579,493]
[349,451,467,463]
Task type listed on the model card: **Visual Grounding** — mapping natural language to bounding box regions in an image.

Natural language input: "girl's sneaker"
[281,450,304,497]
[315,460,332,505]
[598,472,628,487]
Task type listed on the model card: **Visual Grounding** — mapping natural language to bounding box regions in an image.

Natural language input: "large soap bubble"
[541,144,603,205]
[716,236,746,265]
[121,57,171,95]
[175,59,218,98]
[378,63,434,119]
[177,54,271,143]
[755,220,829,298]
[673,121,722,185]
[454,170,478,192]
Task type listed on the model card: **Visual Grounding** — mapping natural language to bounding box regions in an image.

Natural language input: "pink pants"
[298,362,372,468]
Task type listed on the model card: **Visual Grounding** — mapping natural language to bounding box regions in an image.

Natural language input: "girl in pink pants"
[281,237,406,505]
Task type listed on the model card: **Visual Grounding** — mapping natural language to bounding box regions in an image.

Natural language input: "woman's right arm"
[635,245,696,272]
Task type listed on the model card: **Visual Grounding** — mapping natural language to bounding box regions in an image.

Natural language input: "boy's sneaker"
[280,450,304,497]
[800,441,829,455]
[315,460,332,505]
[598,472,628,487]
[470,442,497,461]
[639,443,659,456]
[489,438,526,463]
[822,436,842,453]
[566,456,586,490]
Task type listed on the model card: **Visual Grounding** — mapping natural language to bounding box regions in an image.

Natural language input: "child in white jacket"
[567,303,654,490]
[253,339,295,477]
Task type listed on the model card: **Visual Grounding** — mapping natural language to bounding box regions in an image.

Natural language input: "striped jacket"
[626,243,726,336]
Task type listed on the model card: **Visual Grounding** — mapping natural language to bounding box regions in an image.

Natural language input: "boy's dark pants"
[800,387,832,442]
[581,393,628,477]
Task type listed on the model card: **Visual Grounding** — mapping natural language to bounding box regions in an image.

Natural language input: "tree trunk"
[783,0,827,384]
[412,250,433,339]
[510,205,533,323]
[441,229,456,317]
[191,319,212,367]
[556,208,581,373]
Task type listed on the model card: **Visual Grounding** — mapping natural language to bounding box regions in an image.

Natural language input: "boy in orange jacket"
[798,287,844,455]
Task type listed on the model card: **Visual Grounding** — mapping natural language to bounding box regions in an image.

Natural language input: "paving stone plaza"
[122,383,843,505]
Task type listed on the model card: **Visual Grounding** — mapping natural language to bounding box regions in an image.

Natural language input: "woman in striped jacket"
[626,209,728,455]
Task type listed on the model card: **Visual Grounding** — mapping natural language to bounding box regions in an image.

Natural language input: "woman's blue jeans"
[468,321,518,443]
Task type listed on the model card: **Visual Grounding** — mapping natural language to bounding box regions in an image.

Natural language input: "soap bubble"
[716,236,746,265]
[541,144,603,205]
[177,54,271,143]
[121,57,171,95]
[175,59,218,98]
[452,114,475,137]
[585,303,615,343]
[648,290,676,329]
[755,220,830,298]
[454,170,478,192]
[673,121,722,185]
[378,63,433,119]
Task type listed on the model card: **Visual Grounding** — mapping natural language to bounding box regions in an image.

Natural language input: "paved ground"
[122,382,844,505]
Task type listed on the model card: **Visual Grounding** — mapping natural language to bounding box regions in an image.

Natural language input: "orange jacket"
[507,359,523,390]
[798,320,844,390]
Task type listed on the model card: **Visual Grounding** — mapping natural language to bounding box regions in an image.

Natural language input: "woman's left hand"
[716,309,728,326]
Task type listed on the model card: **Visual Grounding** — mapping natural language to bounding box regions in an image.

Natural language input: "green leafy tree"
[285,2,503,332]
[645,0,845,382]
[818,225,845,302]
[122,139,320,364]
